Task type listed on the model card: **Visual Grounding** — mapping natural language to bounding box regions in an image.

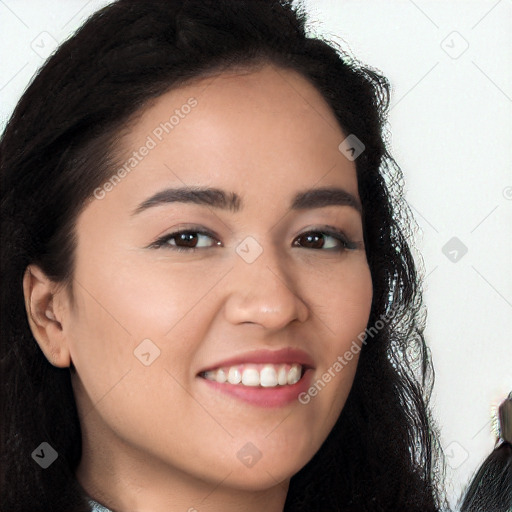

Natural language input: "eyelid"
[148,224,360,251]
[148,225,220,249]
[296,225,360,250]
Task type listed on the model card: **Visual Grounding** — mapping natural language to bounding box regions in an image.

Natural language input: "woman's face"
[55,64,373,501]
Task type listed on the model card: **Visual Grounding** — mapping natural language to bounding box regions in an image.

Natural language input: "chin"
[215,454,309,492]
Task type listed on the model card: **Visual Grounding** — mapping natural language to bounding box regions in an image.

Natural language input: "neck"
[76,430,289,512]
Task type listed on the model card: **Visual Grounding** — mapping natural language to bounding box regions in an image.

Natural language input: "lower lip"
[198,369,314,408]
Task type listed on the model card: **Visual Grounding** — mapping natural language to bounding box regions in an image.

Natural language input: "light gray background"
[1,1,511,509]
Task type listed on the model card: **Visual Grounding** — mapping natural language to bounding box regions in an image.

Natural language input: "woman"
[1,1,446,510]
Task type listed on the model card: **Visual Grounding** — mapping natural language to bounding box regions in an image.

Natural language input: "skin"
[24,63,373,512]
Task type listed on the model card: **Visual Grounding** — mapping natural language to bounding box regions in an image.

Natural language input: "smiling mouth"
[199,363,306,388]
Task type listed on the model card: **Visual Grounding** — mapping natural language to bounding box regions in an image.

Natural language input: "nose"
[223,242,310,331]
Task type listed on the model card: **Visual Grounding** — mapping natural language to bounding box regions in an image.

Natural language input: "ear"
[23,265,71,368]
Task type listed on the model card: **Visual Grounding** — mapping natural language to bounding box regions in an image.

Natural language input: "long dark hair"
[1,1,446,510]
[459,392,512,512]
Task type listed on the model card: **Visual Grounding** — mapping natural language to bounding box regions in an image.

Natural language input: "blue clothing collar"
[89,499,113,512]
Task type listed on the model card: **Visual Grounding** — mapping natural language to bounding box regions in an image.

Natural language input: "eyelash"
[149,226,359,253]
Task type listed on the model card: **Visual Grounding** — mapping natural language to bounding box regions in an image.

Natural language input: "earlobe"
[23,265,71,368]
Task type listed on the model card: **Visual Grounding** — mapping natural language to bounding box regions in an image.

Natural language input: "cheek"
[315,257,373,340]
[66,256,228,400]
[300,259,372,421]
[330,260,373,371]
[66,283,136,400]
[79,251,228,336]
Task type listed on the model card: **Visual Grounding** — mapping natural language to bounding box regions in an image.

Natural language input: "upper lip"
[197,347,315,375]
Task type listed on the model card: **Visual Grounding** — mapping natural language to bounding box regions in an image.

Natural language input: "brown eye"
[293,230,357,251]
[173,232,200,248]
[151,229,221,252]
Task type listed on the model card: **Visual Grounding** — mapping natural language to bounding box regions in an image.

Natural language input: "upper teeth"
[203,364,303,387]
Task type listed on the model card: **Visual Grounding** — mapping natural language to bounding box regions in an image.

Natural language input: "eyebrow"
[131,186,362,216]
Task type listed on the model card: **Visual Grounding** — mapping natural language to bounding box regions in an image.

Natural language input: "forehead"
[93,64,358,216]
